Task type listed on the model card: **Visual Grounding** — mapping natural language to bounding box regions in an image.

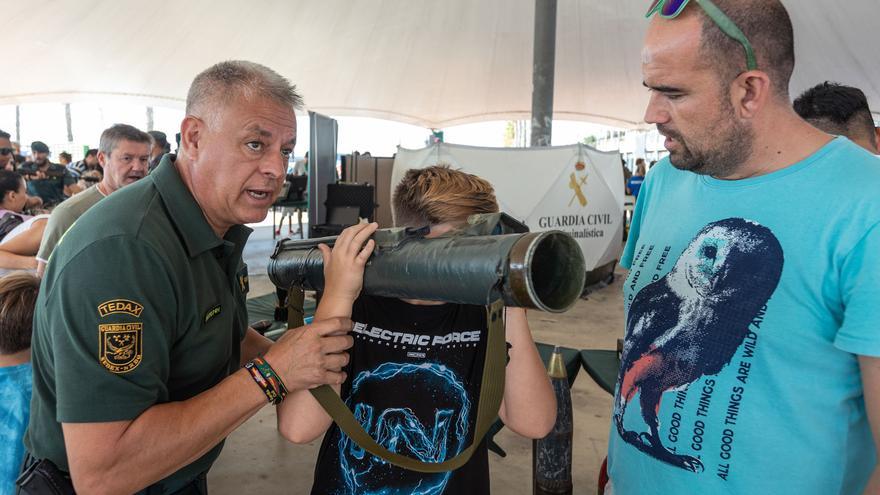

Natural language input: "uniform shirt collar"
[152,154,252,257]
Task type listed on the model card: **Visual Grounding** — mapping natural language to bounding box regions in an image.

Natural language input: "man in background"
[36,124,151,276]
[0,133,41,210]
[794,81,879,154]
[148,130,171,172]
[0,130,15,172]
[9,142,24,168]
[68,148,102,177]
[57,152,72,167]
[19,141,78,206]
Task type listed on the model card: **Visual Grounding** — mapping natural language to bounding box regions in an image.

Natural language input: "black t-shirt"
[311,294,490,495]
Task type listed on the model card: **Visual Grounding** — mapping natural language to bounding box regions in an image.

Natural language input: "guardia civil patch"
[99,323,143,373]
[98,299,144,318]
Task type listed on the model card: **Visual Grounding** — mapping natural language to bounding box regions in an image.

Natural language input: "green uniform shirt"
[25,155,252,492]
[35,184,105,264]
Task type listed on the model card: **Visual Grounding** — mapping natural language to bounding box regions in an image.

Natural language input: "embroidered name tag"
[205,305,222,323]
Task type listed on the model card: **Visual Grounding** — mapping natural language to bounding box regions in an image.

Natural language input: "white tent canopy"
[5,0,879,129]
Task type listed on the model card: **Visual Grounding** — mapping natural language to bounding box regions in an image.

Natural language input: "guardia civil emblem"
[568,161,588,207]
[99,323,143,373]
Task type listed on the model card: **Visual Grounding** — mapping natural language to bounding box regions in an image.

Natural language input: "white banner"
[392,143,624,271]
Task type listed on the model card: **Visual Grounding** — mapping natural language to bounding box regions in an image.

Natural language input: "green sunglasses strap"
[697,0,757,70]
[308,299,507,473]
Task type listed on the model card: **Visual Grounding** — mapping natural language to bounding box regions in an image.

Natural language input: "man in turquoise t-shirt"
[608,1,880,494]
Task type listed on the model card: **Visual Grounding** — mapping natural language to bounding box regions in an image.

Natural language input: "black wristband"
[245,360,281,404]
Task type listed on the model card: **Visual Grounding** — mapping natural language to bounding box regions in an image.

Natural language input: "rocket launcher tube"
[268,215,586,313]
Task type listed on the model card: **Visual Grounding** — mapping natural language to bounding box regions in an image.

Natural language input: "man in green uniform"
[23,61,353,494]
[36,123,153,277]
[19,141,79,206]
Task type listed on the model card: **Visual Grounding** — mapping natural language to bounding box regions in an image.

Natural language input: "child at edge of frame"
[276,165,557,494]
[0,272,41,495]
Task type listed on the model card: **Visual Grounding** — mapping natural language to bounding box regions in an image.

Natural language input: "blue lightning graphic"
[337,362,471,495]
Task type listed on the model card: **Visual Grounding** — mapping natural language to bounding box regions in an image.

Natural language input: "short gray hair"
[186,60,304,119]
[99,124,152,156]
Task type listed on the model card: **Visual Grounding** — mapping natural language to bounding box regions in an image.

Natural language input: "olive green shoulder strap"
[306,299,506,473]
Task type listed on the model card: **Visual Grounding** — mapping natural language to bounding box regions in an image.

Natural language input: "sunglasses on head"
[0,148,12,156]
[646,0,757,71]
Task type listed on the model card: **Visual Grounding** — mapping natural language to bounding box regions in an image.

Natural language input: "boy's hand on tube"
[318,222,378,309]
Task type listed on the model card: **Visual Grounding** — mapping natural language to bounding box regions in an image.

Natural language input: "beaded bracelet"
[245,360,282,405]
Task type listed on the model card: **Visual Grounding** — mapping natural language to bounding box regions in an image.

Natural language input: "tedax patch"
[98,299,144,318]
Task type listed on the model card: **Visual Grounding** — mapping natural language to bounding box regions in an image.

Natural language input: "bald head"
[677,0,795,98]
[644,10,707,69]
[186,60,304,124]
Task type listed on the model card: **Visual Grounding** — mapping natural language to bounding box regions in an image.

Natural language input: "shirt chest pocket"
[197,298,236,352]
[170,297,237,384]
[193,260,245,356]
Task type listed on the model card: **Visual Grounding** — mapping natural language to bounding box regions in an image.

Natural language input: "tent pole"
[146,106,154,131]
[65,103,73,143]
[530,0,557,148]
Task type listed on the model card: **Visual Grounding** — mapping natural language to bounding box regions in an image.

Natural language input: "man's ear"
[97,150,108,168]
[730,70,772,120]
[179,116,204,161]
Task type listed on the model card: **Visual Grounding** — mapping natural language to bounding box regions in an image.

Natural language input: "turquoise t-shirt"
[609,138,879,494]
[0,362,32,495]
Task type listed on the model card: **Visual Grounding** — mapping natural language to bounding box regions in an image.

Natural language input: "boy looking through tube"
[278,165,556,494]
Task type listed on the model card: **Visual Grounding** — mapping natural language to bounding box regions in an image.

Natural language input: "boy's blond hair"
[392,165,499,228]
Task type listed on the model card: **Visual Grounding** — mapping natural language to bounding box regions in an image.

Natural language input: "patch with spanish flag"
[99,322,143,373]
[237,266,250,295]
